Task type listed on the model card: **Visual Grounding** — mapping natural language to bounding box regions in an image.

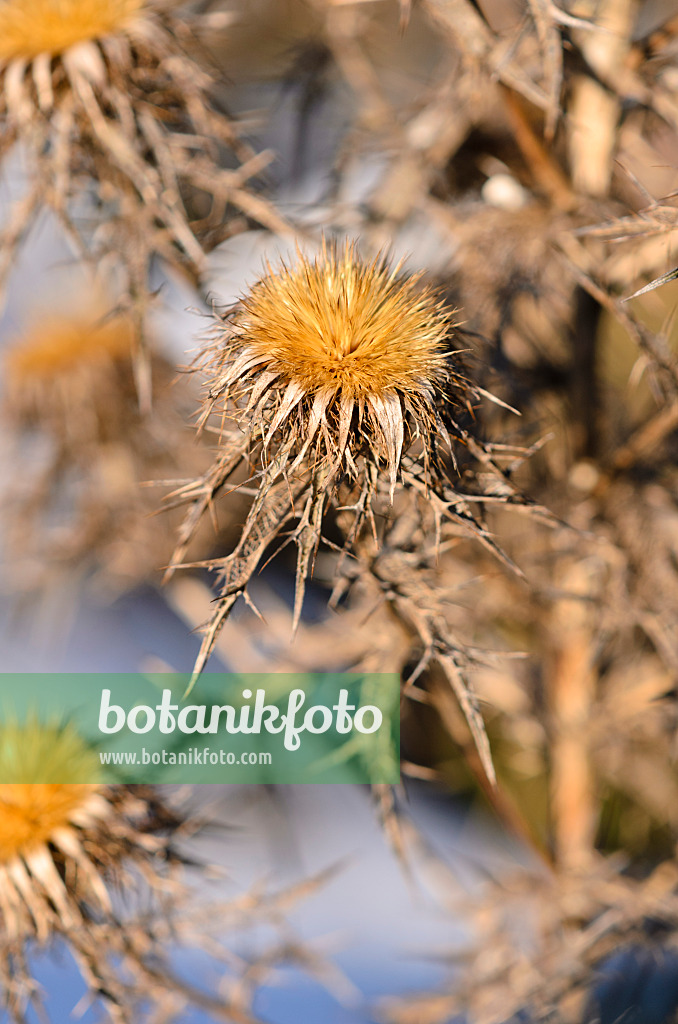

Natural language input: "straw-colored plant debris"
[1,305,206,595]
[381,856,678,1024]
[0,0,286,335]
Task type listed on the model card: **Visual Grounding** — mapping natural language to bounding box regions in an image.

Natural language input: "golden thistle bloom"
[0,717,187,1021]
[0,0,143,60]
[0,719,102,867]
[228,242,452,492]
[2,307,204,593]
[0,0,285,319]
[5,309,133,386]
[0,717,317,1022]
[0,720,101,862]
[167,242,479,690]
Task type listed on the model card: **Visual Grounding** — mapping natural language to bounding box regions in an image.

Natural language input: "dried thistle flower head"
[0,0,142,60]
[5,309,134,392]
[0,716,189,1021]
[0,715,326,1022]
[0,720,101,862]
[167,241,480,690]
[1,306,204,594]
[0,0,285,330]
[229,241,452,492]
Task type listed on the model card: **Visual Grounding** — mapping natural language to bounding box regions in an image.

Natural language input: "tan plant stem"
[548,560,599,869]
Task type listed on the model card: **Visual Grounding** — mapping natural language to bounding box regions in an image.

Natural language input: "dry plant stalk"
[0,0,286,339]
[567,0,635,196]
[1,306,205,595]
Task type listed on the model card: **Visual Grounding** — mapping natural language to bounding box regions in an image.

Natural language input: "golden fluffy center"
[0,0,143,61]
[0,784,93,861]
[240,248,450,399]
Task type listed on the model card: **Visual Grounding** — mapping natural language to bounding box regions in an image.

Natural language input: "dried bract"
[382,857,678,1024]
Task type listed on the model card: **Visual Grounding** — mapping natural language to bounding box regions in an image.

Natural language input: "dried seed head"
[0,719,101,863]
[0,0,210,292]
[202,242,461,492]
[0,717,299,1023]
[4,308,136,434]
[0,721,173,927]
[0,716,196,1020]
[6,311,133,386]
[0,0,143,61]
[169,242,474,689]
[0,722,163,903]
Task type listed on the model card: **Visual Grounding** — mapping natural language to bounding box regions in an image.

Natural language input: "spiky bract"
[167,243,473,690]
[0,0,142,61]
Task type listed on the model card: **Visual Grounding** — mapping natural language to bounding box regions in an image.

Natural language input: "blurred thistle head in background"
[5,307,134,408]
[1,305,206,596]
[0,0,142,60]
[0,0,285,339]
[0,716,191,1021]
[0,715,344,1023]
[0,718,101,862]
